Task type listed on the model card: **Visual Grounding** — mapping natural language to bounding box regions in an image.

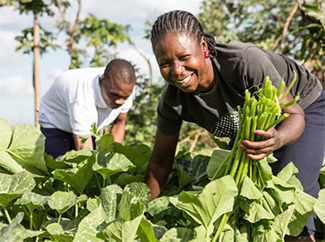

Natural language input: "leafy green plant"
[0,118,324,241]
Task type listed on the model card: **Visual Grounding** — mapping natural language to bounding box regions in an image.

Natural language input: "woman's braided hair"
[151,10,217,57]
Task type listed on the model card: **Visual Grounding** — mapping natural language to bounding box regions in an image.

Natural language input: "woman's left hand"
[240,128,284,160]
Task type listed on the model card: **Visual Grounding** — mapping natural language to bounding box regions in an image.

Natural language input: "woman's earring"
[204,51,209,59]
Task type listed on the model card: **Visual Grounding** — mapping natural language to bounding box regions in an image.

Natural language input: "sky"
[0,0,202,126]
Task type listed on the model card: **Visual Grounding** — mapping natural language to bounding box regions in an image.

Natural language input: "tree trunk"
[33,13,40,128]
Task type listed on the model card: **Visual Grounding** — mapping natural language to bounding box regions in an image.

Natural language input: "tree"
[198,0,325,84]
[1,0,59,127]
[54,0,132,69]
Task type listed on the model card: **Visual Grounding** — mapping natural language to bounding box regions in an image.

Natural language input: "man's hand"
[110,112,128,143]
[73,134,93,150]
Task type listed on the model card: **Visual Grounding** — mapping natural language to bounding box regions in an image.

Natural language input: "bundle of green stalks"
[211,71,299,242]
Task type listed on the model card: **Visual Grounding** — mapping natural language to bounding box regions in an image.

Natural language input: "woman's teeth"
[175,75,191,84]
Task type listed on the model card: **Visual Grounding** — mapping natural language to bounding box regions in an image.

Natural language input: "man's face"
[99,76,134,109]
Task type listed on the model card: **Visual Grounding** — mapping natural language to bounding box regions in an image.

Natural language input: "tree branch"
[280,0,299,53]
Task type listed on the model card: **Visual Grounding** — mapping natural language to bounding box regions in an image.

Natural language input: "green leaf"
[0,212,43,241]
[86,197,101,212]
[97,214,143,242]
[96,134,114,154]
[287,190,316,236]
[7,124,48,175]
[241,200,275,223]
[159,227,195,242]
[115,173,144,186]
[56,148,93,164]
[272,205,295,240]
[0,119,12,150]
[176,155,210,188]
[0,151,23,174]
[240,177,263,200]
[176,175,237,236]
[53,156,95,194]
[0,170,36,207]
[93,152,135,180]
[252,223,278,242]
[48,191,87,215]
[207,149,230,178]
[14,192,50,211]
[137,217,162,242]
[124,182,151,206]
[46,223,74,242]
[314,189,325,224]
[118,187,146,221]
[148,196,170,217]
[113,143,151,168]
[276,162,298,183]
[99,184,123,223]
[73,206,105,242]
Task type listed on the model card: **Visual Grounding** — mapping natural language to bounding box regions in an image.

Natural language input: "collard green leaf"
[176,175,237,236]
[97,214,143,242]
[240,177,263,200]
[0,212,43,241]
[73,206,105,242]
[48,191,87,215]
[206,149,230,178]
[0,170,36,207]
[93,152,135,180]
[7,124,48,175]
[14,192,50,211]
[53,156,95,194]
[99,184,123,223]
[159,227,195,242]
[314,189,325,224]
[262,191,281,216]
[0,119,12,150]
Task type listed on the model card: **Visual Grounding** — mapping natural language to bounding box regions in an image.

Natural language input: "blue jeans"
[40,127,96,159]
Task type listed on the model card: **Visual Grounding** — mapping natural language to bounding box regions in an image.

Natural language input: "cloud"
[0,76,34,96]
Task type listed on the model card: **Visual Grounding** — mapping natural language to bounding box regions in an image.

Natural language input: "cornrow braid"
[151,10,217,58]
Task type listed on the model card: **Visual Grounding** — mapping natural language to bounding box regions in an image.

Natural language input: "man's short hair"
[103,59,136,85]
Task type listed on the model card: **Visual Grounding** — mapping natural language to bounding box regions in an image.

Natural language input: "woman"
[144,10,324,240]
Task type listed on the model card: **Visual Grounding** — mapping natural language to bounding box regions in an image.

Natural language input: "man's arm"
[145,130,179,201]
[73,134,93,150]
[110,112,128,143]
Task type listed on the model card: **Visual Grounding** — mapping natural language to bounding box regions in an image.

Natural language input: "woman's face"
[153,32,213,93]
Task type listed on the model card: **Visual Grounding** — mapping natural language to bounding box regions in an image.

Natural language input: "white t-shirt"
[38,67,134,135]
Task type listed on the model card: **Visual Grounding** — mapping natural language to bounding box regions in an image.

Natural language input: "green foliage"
[0,119,324,241]
[198,0,325,83]
[15,26,60,55]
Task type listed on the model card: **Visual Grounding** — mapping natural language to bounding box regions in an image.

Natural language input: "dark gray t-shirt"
[157,42,322,137]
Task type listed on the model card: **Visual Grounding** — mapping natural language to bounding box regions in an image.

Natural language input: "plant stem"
[211,213,230,242]
[75,204,78,218]
[3,207,12,224]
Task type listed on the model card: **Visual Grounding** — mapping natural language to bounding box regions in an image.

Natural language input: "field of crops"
[0,117,324,242]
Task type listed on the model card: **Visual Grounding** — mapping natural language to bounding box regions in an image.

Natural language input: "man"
[38,59,136,159]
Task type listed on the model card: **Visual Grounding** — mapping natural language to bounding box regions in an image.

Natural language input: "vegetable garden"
[0,77,325,242]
